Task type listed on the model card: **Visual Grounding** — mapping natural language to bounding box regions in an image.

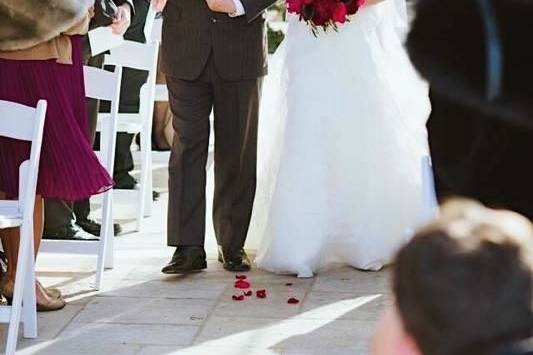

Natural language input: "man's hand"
[206,0,237,14]
[110,4,131,35]
[152,0,168,12]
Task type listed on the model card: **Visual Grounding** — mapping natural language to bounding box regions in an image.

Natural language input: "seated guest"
[406,0,533,219]
[43,0,135,240]
[372,200,533,355]
[0,0,110,310]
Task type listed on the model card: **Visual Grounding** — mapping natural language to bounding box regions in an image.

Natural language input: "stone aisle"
[0,163,391,355]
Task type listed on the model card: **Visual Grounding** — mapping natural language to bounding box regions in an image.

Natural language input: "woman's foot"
[36,280,62,299]
[2,280,66,312]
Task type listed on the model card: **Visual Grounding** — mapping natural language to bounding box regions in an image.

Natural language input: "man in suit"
[156,0,276,273]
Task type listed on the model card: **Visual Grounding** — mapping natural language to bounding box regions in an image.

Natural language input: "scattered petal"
[256,289,267,299]
[234,280,251,289]
[287,297,300,304]
[244,290,253,297]
[232,295,245,301]
[235,275,247,280]
[285,283,293,286]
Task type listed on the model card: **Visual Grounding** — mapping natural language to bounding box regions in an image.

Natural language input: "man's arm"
[206,0,277,22]
[116,0,136,16]
[111,0,135,35]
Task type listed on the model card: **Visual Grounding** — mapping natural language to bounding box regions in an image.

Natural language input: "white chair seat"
[0,202,22,229]
[97,113,143,134]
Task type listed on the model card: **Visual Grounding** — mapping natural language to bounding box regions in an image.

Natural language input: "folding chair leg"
[135,130,152,231]
[104,216,114,270]
[143,130,153,218]
[144,152,153,218]
[95,191,113,290]
[421,155,438,220]
[22,230,37,338]
[6,223,35,354]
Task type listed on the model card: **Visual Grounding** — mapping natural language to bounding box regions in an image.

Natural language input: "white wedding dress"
[246,0,436,277]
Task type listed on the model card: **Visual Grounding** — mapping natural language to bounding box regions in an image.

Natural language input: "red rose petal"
[256,289,267,299]
[285,283,293,286]
[234,280,251,289]
[232,295,245,301]
[244,290,253,297]
[235,275,247,280]
[287,297,300,304]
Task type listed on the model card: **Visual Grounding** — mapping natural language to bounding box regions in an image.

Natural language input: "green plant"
[268,25,285,53]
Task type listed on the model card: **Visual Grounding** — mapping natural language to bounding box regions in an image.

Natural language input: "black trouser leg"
[211,68,262,253]
[166,70,213,247]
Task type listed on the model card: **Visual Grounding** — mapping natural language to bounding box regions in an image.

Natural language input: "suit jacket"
[161,0,277,81]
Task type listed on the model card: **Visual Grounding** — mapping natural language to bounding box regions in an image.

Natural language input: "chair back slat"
[104,40,159,71]
[84,66,122,102]
[0,101,44,142]
[151,18,162,42]
[143,3,158,44]
[84,65,122,176]
[19,100,47,218]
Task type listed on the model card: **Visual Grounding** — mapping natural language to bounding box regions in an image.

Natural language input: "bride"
[247,0,436,277]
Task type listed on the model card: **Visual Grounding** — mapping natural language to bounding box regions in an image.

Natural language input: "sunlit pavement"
[0,155,390,355]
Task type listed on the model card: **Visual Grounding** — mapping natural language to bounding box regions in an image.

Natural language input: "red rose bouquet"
[286,0,366,34]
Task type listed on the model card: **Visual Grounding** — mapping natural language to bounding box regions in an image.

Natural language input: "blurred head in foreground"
[372,200,533,355]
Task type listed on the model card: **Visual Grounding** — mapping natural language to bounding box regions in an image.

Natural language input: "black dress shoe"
[76,218,122,237]
[43,225,99,241]
[114,173,138,190]
[161,246,207,274]
[218,247,251,272]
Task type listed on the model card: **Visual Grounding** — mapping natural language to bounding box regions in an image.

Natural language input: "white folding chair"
[421,155,439,220]
[143,2,159,44]
[99,39,159,231]
[0,99,46,354]
[40,66,122,290]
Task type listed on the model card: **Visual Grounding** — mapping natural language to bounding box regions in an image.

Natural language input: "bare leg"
[1,194,59,306]
[153,102,172,150]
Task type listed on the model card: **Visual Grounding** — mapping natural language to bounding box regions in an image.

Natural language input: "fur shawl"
[0,0,93,51]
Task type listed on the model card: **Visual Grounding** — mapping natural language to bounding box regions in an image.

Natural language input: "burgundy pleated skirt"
[0,36,113,201]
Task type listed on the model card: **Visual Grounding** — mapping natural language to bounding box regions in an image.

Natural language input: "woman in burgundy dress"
[0,1,112,311]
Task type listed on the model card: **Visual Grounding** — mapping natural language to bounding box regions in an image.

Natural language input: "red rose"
[332,2,347,23]
[346,0,359,15]
[234,280,251,289]
[287,0,313,13]
[312,0,334,26]
[256,289,267,299]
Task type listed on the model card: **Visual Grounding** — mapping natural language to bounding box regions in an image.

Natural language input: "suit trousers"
[166,55,262,252]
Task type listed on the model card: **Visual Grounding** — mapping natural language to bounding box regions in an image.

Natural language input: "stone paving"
[0,163,390,355]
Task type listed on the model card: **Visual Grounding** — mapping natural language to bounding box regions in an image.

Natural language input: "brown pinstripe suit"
[162,0,276,252]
